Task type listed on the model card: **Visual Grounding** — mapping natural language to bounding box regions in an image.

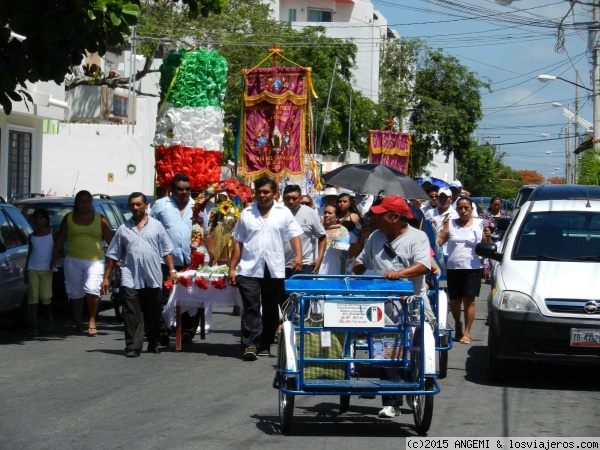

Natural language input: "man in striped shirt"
[102,192,178,357]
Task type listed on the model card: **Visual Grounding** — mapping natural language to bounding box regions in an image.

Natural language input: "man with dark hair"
[421,185,439,215]
[102,192,178,357]
[149,173,200,346]
[282,184,326,277]
[351,195,431,419]
[228,178,303,360]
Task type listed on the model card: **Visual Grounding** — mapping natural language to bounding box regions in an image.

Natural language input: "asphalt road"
[1,285,599,450]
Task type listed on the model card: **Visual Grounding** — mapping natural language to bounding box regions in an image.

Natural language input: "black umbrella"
[323,164,428,200]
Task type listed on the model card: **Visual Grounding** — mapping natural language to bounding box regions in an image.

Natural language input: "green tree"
[577,149,600,185]
[379,40,490,175]
[456,143,497,196]
[1,0,224,114]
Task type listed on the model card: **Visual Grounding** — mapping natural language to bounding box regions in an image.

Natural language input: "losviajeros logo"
[366,306,383,322]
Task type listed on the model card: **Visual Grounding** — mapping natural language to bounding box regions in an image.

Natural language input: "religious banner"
[239,66,313,179]
[368,130,412,174]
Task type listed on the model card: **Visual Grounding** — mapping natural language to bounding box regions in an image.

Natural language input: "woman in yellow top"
[52,190,112,336]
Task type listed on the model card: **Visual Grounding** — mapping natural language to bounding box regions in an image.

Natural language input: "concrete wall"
[41,96,160,197]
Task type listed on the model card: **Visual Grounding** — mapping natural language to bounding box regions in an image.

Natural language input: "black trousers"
[236,265,285,349]
[160,264,200,338]
[122,286,161,352]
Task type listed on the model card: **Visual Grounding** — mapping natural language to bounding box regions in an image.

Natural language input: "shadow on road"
[252,400,423,437]
[464,339,599,391]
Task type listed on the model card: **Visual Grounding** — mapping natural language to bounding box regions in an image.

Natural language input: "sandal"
[87,327,97,337]
[459,334,472,344]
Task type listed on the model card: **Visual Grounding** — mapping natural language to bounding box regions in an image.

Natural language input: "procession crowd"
[24,173,508,413]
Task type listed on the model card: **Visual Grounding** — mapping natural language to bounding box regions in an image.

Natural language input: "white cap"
[438,187,452,197]
[450,180,462,188]
[324,187,338,197]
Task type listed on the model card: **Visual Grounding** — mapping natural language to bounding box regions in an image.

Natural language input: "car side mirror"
[0,242,6,253]
[496,218,511,232]
[476,242,502,262]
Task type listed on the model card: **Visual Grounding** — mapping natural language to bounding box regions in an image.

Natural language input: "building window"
[308,9,332,22]
[288,8,296,23]
[8,130,32,200]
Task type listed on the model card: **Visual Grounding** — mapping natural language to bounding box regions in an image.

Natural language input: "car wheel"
[487,328,512,382]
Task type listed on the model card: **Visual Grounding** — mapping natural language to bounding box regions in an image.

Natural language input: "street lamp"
[537,74,593,92]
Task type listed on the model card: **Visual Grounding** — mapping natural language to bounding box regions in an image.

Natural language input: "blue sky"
[371,0,594,180]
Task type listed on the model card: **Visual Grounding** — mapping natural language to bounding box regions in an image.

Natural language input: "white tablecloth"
[163,270,242,327]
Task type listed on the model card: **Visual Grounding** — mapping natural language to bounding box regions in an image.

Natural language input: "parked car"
[470,197,513,217]
[511,185,537,217]
[476,192,600,382]
[11,194,126,302]
[0,198,34,323]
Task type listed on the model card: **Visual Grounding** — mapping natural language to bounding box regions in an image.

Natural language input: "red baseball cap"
[370,196,413,218]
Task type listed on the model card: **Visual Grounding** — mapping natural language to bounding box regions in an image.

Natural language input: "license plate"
[570,328,600,347]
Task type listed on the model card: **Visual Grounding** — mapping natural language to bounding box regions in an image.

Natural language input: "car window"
[0,209,26,248]
[96,203,119,229]
[4,207,33,240]
[109,203,127,224]
[17,203,73,232]
[513,211,600,260]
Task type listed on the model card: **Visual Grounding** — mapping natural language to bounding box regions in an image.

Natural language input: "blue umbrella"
[415,177,450,188]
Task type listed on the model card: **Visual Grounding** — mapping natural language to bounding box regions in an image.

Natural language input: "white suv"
[476,197,600,381]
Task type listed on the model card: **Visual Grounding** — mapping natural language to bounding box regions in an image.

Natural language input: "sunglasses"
[176,187,191,192]
[300,202,311,205]
[383,242,397,259]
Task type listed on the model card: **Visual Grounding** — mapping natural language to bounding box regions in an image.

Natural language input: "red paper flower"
[163,279,174,289]
[195,276,209,290]
[179,276,192,288]
[184,251,205,271]
[211,277,227,290]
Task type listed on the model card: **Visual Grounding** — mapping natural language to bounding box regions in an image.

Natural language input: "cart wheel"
[438,333,449,379]
[339,395,350,413]
[412,377,435,435]
[407,331,435,435]
[438,351,448,379]
[279,377,296,433]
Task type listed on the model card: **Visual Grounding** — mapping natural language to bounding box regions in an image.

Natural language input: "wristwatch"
[170,269,177,273]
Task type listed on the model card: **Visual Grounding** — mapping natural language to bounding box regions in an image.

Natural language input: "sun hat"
[370,196,413,218]
[324,187,338,197]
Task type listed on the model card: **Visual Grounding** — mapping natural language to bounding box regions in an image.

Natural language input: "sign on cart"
[323,301,385,328]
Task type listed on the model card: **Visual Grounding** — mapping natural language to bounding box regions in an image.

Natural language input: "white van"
[476,197,600,381]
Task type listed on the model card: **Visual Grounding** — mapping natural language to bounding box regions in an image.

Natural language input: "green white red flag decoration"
[154,48,228,190]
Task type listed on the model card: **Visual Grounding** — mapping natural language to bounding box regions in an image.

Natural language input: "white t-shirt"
[283,205,326,267]
[425,206,458,234]
[446,219,484,270]
[356,227,431,302]
[231,202,302,278]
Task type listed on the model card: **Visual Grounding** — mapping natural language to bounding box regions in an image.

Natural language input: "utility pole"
[573,70,580,184]
[592,1,600,154]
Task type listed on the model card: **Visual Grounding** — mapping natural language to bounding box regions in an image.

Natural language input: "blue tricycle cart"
[273,275,452,435]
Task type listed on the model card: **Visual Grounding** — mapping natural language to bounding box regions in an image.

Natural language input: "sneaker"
[257,346,270,357]
[243,346,258,361]
[378,406,401,418]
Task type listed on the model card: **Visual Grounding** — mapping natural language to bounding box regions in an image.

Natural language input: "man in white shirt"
[425,188,458,234]
[228,178,303,361]
[282,184,326,277]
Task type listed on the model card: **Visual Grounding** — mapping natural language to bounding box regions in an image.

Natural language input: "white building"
[0,81,70,201]
[272,0,388,103]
